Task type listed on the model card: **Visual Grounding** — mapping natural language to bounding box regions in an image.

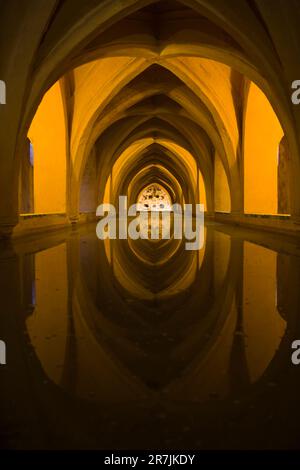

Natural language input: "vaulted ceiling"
[1,0,300,232]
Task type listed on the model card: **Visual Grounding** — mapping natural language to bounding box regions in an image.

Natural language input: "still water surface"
[1,221,300,449]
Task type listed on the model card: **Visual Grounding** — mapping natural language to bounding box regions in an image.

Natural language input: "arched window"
[244,82,284,215]
[137,183,172,211]
[277,136,291,215]
[29,141,34,167]
[19,138,34,214]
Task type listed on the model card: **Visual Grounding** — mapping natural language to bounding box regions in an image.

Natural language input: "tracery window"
[137,183,172,211]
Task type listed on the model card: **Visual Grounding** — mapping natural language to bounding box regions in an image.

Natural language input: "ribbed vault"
[1,0,300,235]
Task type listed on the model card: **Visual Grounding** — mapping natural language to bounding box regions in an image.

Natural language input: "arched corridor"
[1,0,300,452]
[0,0,300,235]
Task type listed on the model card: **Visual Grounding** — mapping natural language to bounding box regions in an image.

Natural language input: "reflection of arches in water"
[22,230,296,408]
[109,237,200,300]
[25,243,69,386]
[137,183,172,211]
[242,242,287,384]
[71,229,236,398]
[20,253,36,317]
[276,252,292,321]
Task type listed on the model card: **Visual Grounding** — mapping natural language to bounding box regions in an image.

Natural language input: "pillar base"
[292,215,300,225]
[0,220,18,239]
[69,215,79,229]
